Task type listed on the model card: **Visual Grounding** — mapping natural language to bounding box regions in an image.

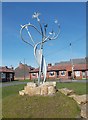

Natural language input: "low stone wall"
[58,88,88,119]
[19,82,57,96]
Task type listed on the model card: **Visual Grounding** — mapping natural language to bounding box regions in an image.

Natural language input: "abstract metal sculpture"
[20,12,60,85]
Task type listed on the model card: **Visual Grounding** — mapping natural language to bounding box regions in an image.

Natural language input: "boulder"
[19,91,25,96]
[43,82,56,87]
[73,94,88,105]
[27,82,37,87]
[48,86,56,95]
[58,88,75,96]
[81,103,88,118]
[41,85,48,95]
[19,82,57,96]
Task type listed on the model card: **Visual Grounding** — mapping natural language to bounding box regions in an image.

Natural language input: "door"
[82,71,86,79]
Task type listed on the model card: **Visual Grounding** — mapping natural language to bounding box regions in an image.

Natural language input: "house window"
[10,74,13,78]
[75,71,80,77]
[32,73,36,76]
[1,73,6,78]
[61,71,66,76]
[49,72,54,76]
[86,71,88,76]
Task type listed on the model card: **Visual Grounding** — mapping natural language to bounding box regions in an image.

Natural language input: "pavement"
[0,79,88,88]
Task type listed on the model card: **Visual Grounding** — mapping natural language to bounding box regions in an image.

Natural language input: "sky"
[2,2,86,68]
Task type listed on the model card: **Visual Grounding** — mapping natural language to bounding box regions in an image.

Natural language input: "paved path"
[0,80,88,88]
[0,81,28,88]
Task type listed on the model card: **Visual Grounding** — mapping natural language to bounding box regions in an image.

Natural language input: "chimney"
[48,63,52,67]
[5,66,8,69]
[19,62,23,68]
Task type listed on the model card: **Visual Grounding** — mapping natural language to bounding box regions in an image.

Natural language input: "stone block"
[81,103,88,118]
[48,86,56,95]
[19,91,24,96]
[35,87,41,95]
[58,88,75,96]
[27,82,37,87]
[19,82,57,96]
[73,94,88,105]
[41,85,48,95]
[43,82,56,87]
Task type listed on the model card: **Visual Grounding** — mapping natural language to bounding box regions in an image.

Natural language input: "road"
[0,79,88,88]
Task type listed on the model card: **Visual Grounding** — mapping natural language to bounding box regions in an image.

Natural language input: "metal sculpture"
[20,12,60,85]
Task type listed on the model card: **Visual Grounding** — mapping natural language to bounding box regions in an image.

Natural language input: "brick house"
[29,63,88,80]
[15,62,34,80]
[0,66,14,82]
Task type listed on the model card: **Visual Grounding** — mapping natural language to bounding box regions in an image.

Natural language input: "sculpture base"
[19,82,57,96]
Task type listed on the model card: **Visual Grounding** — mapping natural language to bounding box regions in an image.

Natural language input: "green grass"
[2,84,26,99]
[17,79,32,82]
[56,82,87,95]
[2,83,82,118]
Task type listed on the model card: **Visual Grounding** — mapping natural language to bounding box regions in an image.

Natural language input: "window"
[1,73,6,78]
[10,74,13,78]
[86,71,88,76]
[61,71,66,76]
[32,73,36,76]
[75,71,80,77]
[0,73,1,78]
[49,72,54,76]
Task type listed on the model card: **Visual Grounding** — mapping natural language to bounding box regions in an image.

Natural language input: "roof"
[29,63,87,73]
[0,67,14,73]
[55,58,87,65]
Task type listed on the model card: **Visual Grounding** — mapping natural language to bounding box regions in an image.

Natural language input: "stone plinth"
[19,82,57,96]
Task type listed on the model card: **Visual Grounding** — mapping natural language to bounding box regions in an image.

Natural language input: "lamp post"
[70,43,74,80]
[24,58,25,80]
[20,12,60,85]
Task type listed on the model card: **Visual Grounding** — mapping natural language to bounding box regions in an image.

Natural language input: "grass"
[2,84,26,99]
[2,83,82,118]
[56,82,87,95]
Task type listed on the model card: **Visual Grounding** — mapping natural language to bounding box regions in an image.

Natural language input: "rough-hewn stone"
[27,82,37,87]
[19,82,57,96]
[81,103,88,118]
[48,86,56,95]
[73,94,88,105]
[41,85,48,95]
[43,81,56,87]
[19,91,25,96]
[58,88,75,96]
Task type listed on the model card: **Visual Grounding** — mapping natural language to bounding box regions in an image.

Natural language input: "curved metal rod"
[20,27,34,48]
[34,41,42,65]
[25,26,35,45]
[20,23,43,47]
[43,24,60,43]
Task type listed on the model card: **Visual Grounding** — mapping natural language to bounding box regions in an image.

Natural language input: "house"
[0,66,14,82]
[14,62,34,80]
[29,58,88,80]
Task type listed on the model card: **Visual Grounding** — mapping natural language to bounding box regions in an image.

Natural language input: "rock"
[41,85,48,95]
[27,82,37,87]
[43,82,56,87]
[48,86,56,95]
[19,82,57,96]
[19,91,25,96]
[73,94,88,105]
[69,94,77,98]
[58,88,75,96]
[81,103,88,118]
[35,87,41,95]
